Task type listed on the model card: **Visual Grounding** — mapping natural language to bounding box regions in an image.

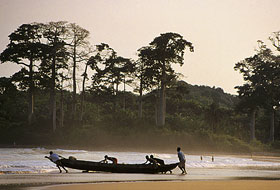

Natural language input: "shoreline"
[37,179,280,190]
[1,144,280,159]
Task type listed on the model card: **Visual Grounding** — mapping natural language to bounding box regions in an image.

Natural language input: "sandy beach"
[4,167,279,190]
[41,180,280,190]
[0,167,279,190]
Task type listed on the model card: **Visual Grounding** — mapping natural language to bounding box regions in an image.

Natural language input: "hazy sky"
[0,0,279,94]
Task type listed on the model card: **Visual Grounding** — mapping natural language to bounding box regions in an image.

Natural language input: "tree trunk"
[158,85,166,126]
[158,61,166,126]
[112,79,116,113]
[60,81,64,128]
[249,108,256,142]
[28,57,34,125]
[269,108,275,142]
[138,77,143,118]
[72,43,77,121]
[123,76,126,110]
[51,53,56,132]
[80,63,88,123]
[52,99,56,132]
[116,82,119,94]
[155,90,159,126]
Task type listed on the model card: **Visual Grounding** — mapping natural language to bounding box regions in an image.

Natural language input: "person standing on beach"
[177,147,187,174]
[45,151,68,173]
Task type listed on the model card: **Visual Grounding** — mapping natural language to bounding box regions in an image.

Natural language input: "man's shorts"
[179,160,185,167]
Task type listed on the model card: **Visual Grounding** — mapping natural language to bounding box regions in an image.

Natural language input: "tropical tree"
[41,21,69,132]
[0,77,24,130]
[235,41,280,142]
[66,23,90,119]
[139,32,194,126]
[133,60,145,119]
[117,57,135,110]
[234,84,265,141]
[256,43,280,142]
[234,55,267,142]
[136,46,158,119]
[90,44,134,112]
[0,23,45,125]
[80,51,96,123]
[90,43,116,95]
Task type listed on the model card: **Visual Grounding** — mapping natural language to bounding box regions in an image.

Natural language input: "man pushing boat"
[45,151,68,173]
[150,155,165,166]
[100,155,118,164]
[143,155,165,166]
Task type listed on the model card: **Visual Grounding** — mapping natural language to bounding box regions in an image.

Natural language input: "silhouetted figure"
[150,155,165,165]
[101,155,118,164]
[143,155,158,165]
[177,147,187,174]
[45,151,68,173]
[200,156,203,161]
[212,155,214,162]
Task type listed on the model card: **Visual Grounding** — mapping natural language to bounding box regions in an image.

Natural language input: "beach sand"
[0,167,279,190]
[42,180,280,190]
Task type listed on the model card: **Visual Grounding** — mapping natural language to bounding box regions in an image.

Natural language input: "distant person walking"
[177,147,187,174]
[45,151,68,173]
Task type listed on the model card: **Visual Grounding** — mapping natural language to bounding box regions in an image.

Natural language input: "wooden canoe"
[60,159,178,174]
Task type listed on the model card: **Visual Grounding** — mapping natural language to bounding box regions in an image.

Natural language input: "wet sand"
[0,167,278,190]
[42,180,280,190]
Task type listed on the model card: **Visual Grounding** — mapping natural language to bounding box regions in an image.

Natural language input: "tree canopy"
[0,22,279,152]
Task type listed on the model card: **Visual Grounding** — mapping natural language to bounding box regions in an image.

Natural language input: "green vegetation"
[0,22,279,153]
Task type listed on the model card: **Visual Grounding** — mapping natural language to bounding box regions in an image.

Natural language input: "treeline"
[0,22,279,152]
[0,21,193,131]
[234,34,280,146]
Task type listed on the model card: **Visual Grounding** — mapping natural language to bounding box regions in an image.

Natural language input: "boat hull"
[60,159,178,174]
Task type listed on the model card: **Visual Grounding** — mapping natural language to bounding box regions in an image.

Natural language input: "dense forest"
[0,22,279,153]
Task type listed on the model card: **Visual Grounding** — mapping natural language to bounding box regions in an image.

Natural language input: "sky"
[0,0,279,94]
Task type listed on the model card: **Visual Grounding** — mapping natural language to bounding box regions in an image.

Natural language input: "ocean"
[1,148,280,174]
